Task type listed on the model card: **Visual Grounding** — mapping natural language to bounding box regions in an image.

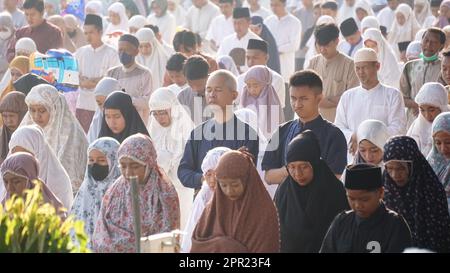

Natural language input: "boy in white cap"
[334,47,406,161]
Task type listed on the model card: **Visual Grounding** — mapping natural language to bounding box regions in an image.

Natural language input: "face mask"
[67,30,77,38]
[119,52,134,66]
[88,163,109,181]
[419,52,439,62]
[0,29,12,40]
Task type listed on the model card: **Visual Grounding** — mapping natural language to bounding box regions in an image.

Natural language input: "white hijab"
[361,16,380,33]
[86,77,121,144]
[105,2,129,35]
[338,0,357,24]
[414,0,432,26]
[407,83,450,156]
[129,15,148,32]
[388,4,421,45]
[363,28,401,89]
[354,0,375,25]
[355,119,389,167]
[135,28,170,90]
[7,125,73,210]
[20,84,88,191]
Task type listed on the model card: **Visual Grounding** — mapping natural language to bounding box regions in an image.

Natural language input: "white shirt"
[337,38,364,58]
[217,30,262,57]
[147,13,177,45]
[205,15,234,49]
[8,9,26,29]
[250,7,272,19]
[236,67,285,108]
[75,43,120,111]
[168,83,188,97]
[334,83,407,144]
[377,6,396,33]
[265,14,302,82]
[184,1,221,39]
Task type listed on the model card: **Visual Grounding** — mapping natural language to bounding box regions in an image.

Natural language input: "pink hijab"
[240,65,284,138]
[435,0,450,28]
[92,133,180,253]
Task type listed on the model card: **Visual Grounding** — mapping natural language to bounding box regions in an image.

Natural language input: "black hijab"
[275,130,349,253]
[98,91,150,143]
[251,16,281,74]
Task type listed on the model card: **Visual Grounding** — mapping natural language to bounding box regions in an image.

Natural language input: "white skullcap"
[15,37,37,55]
[201,147,232,174]
[354,48,378,63]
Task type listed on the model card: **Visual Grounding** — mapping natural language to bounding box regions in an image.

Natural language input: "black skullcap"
[314,23,340,46]
[13,73,49,96]
[345,163,382,190]
[340,17,358,37]
[430,0,443,7]
[286,130,321,167]
[321,0,338,10]
[84,14,103,29]
[219,0,233,4]
[119,34,140,48]
[247,39,268,53]
[398,41,411,52]
[233,7,250,19]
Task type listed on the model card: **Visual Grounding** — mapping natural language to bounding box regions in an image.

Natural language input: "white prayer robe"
[147,13,177,45]
[264,14,302,82]
[184,1,221,39]
[337,39,363,58]
[377,6,396,33]
[205,15,234,49]
[217,30,262,57]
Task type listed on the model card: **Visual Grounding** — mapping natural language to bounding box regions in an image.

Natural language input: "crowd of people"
[0,0,449,253]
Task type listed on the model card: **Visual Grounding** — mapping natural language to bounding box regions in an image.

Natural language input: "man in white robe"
[264,0,302,82]
[205,0,235,52]
[334,48,407,161]
[377,0,399,34]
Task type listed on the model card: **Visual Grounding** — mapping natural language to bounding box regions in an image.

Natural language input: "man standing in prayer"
[75,14,120,133]
[217,7,262,57]
[178,70,259,191]
[205,0,235,52]
[338,17,363,58]
[400,27,445,126]
[3,0,26,29]
[320,164,412,253]
[7,0,62,59]
[265,0,302,82]
[307,23,359,122]
[107,34,153,125]
[335,48,406,159]
[262,70,347,185]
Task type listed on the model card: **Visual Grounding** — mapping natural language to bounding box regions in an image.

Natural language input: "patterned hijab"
[427,112,450,194]
[92,134,180,253]
[191,150,280,253]
[383,136,450,252]
[70,137,121,242]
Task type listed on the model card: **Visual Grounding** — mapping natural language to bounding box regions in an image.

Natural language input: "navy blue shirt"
[178,115,259,189]
[262,115,347,174]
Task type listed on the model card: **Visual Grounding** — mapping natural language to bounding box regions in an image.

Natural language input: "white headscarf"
[414,0,432,26]
[354,0,375,25]
[414,28,426,41]
[355,119,389,166]
[85,0,104,15]
[70,137,121,244]
[407,83,449,156]
[15,37,37,55]
[388,4,421,45]
[105,2,129,34]
[406,40,422,60]
[135,28,170,89]
[128,15,148,32]
[87,77,121,144]
[7,125,73,210]
[363,28,401,88]
[217,55,239,77]
[361,16,380,33]
[180,146,232,253]
[337,0,357,24]
[20,84,88,192]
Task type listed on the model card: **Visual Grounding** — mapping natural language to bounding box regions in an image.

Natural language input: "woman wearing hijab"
[353,119,389,167]
[191,150,280,253]
[105,2,129,35]
[85,1,108,32]
[249,16,281,74]
[0,56,29,99]
[1,152,66,218]
[405,40,422,61]
[148,88,194,229]
[147,0,177,45]
[47,15,76,53]
[129,15,148,34]
[63,14,87,49]
[92,133,180,253]
[434,0,450,28]
[167,0,187,27]
[21,84,88,194]
[383,136,450,252]
[120,0,141,18]
[240,65,284,139]
[363,28,401,88]
[87,78,121,144]
[407,83,449,156]
[180,147,231,253]
[0,92,27,164]
[217,55,240,77]
[414,0,434,27]
[135,28,170,89]
[354,0,374,26]
[7,125,73,210]
[360,16,380,34]
[0,13,15,80]
[98,91,149,143]
[275,130,348,253]
[70,137,121,246]
[427,112,450,213]
[388,4,421,49]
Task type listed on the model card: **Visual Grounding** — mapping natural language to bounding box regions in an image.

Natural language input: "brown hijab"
[0,92,27,163]
[191,150,280,253]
